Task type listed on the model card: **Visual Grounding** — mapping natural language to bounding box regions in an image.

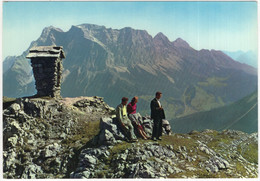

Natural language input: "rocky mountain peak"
[154,32,170,42]
[76,23,106,31]
[118,27,149,39]
[40,26,63,37]
[37,26,64,46]
[67,25,85,36]
[153,32,172,47]
[172,38,191,49]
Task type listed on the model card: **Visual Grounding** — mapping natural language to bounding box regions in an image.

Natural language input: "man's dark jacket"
[150,98,165,120]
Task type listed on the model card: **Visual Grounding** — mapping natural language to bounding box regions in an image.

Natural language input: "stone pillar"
[26,46,65,98]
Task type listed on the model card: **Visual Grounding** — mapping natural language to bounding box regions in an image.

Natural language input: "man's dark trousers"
[152,118,162,139]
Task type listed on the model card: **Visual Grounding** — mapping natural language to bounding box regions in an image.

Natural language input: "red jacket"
[127,102,137,114]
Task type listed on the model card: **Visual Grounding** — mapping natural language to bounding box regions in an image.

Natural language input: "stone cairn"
[26,46,65,98]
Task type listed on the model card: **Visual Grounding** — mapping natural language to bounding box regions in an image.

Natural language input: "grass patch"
[207,136,233,148]
[108,141,132,157]
[32,96,54,100]
[237,143,258,164]
[159,134,197,150]
[203,129,219,136]
[235,161,249,177]
[3,96,16,109]
[189,86,224,112]
[198,77,228,88]
[63,118,101,178]
[168,165,231,178]
[62,119,100,147]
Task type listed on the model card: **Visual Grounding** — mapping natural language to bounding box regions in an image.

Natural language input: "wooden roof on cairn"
[26,46,65,59]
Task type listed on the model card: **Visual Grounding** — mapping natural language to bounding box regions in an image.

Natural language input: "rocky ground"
[2,96,258,178]
[3,96,114,178]
[72,129,258,178]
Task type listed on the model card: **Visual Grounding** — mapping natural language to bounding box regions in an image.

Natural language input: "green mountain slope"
[172,91,258,133]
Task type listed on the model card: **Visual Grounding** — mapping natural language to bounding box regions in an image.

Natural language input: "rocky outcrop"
[92,115,171,146]
[2,97,258,179]
[71,129,258,178]
[3,96,114,178]
[71,142,178,178]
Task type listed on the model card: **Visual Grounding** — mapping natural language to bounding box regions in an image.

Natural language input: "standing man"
[116,97,137,142]
[150,91,165,141]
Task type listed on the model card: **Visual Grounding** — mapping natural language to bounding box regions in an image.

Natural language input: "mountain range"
[3,23,258,120]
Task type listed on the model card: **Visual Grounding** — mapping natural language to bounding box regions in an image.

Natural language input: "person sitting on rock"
[116,97,137,142]
[127,96,149,140]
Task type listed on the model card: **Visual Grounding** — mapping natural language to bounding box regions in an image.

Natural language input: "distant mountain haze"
[223,50,258,68]
[3,23,257,120]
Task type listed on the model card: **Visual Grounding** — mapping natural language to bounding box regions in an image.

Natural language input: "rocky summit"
[2,96,258,178]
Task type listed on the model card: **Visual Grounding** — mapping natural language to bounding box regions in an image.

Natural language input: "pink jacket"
[127,102,136,114]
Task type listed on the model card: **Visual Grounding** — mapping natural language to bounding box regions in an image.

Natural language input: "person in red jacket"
[127,96,149,139]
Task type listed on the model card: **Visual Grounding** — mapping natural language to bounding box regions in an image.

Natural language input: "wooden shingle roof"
[26,46,65,59]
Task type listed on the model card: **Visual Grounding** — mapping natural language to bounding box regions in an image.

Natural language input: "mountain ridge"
[3,23,257,120]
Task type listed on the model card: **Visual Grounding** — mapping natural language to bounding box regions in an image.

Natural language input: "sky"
[1,1,258,60]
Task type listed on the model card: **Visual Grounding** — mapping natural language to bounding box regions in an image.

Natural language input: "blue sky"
[2,1,258,60]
